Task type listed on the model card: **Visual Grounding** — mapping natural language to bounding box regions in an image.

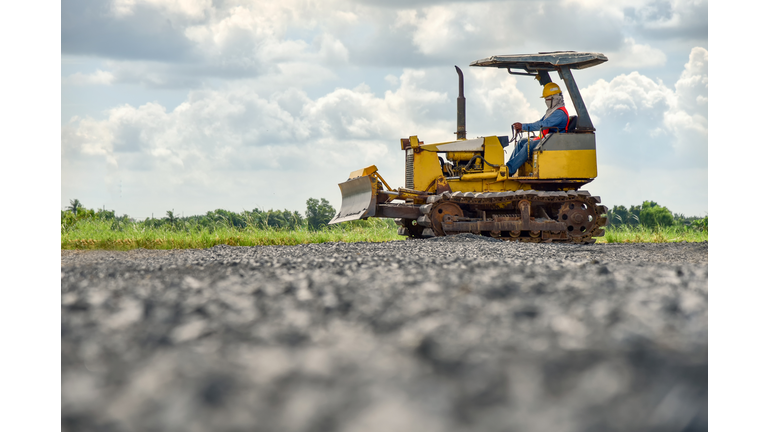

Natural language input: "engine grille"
[405,149,414,189]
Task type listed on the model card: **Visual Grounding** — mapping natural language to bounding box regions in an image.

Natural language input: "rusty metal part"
[375,203,422,220]
[435,176,452,194]
[428,202,464,236]
[455,66,466,140]
[557,200,601,239]
[410,190,607,244]
[441,200,567,235]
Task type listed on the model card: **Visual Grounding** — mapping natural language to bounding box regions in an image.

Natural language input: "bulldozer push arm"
[329,52,609,244]
[329,165,424,224]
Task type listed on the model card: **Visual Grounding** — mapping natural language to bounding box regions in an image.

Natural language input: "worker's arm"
[521,110,568,133]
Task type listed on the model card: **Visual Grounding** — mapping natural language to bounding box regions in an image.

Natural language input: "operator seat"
[567,116,578,133]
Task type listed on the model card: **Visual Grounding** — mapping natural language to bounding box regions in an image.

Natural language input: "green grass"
[61,219,706,250]
[61,219,403,250]
[598,225,707,244]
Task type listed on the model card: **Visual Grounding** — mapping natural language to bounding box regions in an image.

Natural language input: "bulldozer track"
[397,190,607,244]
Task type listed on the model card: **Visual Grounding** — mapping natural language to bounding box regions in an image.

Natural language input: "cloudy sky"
[61,0,708,218]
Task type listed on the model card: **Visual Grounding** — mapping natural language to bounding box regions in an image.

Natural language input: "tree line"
[63,198,707,233]
[606,201,707,230]
[62,197,340,232]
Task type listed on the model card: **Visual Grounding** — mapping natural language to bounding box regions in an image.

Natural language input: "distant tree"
[627,204,642,226]
[66,199,83,215]
[96,208,115,220]
[61,210,77,231]
[691,216,708,231]
[204,209,247,228]
[285,210,304,229]
[639,201,673,228]
[266,211,287,228]
[305,198,336,230]
[608,205,630,226]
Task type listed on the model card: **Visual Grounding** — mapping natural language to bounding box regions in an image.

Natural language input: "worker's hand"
[512,122,523,132]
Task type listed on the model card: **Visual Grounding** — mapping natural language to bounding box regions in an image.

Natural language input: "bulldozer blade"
[329,175,378,224]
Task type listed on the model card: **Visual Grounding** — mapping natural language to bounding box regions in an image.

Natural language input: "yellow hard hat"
[541,82,562,98]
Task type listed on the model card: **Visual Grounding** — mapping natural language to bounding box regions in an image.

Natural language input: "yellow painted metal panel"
[349,165,378,179]
[446,151,476,161]
[538,150,597,179]
[446,180,484,192]
[413,151,443,192]
[483,137,505,167]
[460,172,497,181]
[448,178,529,193]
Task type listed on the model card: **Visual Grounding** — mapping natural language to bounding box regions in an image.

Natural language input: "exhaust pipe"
[455,66,466,140]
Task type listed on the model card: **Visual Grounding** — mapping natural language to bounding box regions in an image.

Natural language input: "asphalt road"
[61,236,708,432]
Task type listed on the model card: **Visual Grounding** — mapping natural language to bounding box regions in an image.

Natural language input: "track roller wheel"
[429,202,463,236]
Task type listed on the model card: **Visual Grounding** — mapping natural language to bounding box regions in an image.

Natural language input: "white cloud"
[81,0,704,88]
[98,2,355,87]
[607,38,667,69]
[466,67,540,131]
[61,68,454,216]
[582,47,708,161]
[395,7,464,56]
[664,46,707,164]
[392,3,522,58]
[316,33,350,64]
[111,0,138,17]
[582,71,673,129]
[62,115,116,166]
[112,0,212,19]
[182,4,308,73]
[100,61,185,88]
[62,70,115,86]
[671,46,707,116]
[579,47,707,212]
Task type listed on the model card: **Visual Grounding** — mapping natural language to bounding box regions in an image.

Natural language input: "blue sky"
[60,0,709,218]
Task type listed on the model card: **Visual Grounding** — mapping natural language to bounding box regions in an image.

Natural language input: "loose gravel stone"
[62,237,708,432]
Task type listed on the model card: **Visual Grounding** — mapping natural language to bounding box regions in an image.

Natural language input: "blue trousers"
[506,138,539,174]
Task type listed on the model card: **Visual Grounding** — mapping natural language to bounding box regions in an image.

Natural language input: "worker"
[507,82,569,175]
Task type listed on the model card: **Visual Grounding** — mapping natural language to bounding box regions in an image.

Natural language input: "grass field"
[61,219,401,250]
[61,219,706,250]
[600,225,707,244]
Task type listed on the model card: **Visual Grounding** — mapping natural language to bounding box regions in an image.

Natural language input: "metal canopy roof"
[470,51,607,71]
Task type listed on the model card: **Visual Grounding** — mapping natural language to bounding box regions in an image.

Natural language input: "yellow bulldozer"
[329,51,609,244]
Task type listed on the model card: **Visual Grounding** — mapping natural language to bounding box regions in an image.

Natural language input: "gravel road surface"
[62,236,708,432]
